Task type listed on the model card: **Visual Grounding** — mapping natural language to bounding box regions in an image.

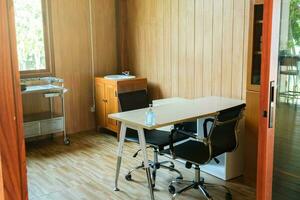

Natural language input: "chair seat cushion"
[162,140,210,165]
[125,128,188,150]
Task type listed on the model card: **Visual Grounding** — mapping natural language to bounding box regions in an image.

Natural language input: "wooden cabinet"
[95,77,147,135]
[244,0,264,187]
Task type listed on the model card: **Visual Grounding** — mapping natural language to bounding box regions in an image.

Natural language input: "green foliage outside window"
[14,0,46,71]
[287,0,300,54]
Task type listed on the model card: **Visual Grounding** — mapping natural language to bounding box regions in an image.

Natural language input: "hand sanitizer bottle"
[145,104,156,125]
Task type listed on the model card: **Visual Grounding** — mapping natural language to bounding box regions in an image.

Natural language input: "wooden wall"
[50,0,94,133]
[92,0,118,76]
[122,0,250,100]
[23,0,118,134]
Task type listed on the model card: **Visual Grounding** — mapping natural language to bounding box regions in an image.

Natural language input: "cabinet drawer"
[24,121,40,138]
[40,117,64,135]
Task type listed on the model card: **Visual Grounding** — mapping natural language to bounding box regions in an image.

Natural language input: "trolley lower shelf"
[23,112,70,145]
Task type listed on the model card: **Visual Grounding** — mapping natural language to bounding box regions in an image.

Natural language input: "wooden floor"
[272,102,300,200]
[26,131,255,200]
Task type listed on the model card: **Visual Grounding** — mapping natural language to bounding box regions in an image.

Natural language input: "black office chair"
[163,104,246,200]
[118,90,188,187]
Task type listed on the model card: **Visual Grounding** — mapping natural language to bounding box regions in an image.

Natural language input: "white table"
[109,96,244,200]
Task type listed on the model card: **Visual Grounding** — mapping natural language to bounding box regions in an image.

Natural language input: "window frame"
[17,0,54,78]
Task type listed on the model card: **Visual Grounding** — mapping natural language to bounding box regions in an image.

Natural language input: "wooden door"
[105,83,119,132]
[0,0,28,199]
[95,81,106,127]
[256,0,281,199]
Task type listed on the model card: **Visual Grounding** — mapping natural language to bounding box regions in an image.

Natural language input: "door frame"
[256,0,281,199]
[0,0,28,199]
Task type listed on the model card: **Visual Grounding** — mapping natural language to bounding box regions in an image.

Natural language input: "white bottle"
[145,104,156,126]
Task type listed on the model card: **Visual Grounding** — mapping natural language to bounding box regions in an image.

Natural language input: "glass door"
[273,0,300,199]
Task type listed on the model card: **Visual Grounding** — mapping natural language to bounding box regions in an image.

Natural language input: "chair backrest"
[118,90,149,112]
[208,104,246,158]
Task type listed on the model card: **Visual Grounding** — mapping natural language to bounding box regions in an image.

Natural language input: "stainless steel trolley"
[21,77,70,145]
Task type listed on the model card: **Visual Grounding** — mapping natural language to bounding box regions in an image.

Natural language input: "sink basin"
[104,75,136,80]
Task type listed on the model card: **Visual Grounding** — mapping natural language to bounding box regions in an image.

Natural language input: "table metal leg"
[114,123,126,191]
[137,128,155,200]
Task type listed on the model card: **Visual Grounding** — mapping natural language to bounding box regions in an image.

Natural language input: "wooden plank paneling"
[243,0,251,100]
[163,0,172,98]
[178,0,187,98]
[92,0,118,76]
[50,0,94,134]
[221,0,234,98]
[194,0,204,98]
[117,0,129,68]
[154,0,164,99]
[124,0,249,100]
[202,0,213,96]
[22,95,49,114]
[202,1,213,96]
[178,0,195,98]
[212,0,223,96]
[232,0,246,99]
[171,0,179,97]
[186,0,195,98]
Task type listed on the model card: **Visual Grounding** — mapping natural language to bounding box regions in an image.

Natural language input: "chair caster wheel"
[176,176,183,180]
[168,185,176,194]
[64,138,70,145]
[226,192,232,200]
[125,174,132,181]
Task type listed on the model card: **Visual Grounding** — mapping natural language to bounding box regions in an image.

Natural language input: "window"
[14,0,52,76]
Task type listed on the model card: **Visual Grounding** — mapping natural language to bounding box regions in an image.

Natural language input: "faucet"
[122,71,130,76]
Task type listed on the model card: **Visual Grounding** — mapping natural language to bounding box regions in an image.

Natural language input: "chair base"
[168,166,232,200]
[125,148,183,187]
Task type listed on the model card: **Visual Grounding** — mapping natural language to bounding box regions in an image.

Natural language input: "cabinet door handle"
[102,99,107,103]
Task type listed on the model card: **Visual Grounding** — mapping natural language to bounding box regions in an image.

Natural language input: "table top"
[109,96,245,130]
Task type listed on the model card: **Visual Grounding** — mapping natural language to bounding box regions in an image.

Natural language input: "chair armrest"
[203,118,215,137]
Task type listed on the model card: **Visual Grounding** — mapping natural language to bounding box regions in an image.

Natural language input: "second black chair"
[118,90,188,187]
[164,104,246,200]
